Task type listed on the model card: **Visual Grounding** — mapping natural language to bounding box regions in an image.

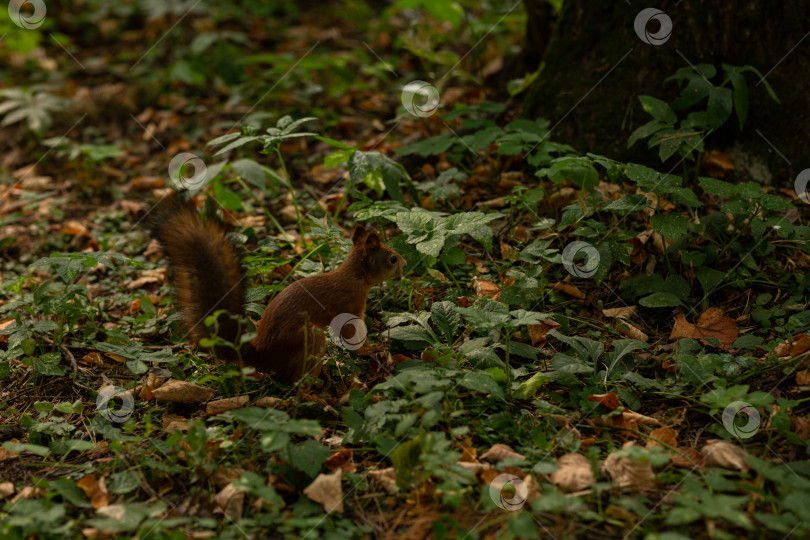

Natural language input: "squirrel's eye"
[389,255,398,264]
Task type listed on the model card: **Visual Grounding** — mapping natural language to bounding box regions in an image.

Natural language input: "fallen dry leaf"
[550,453,595,492]
[206,395,249,415]
[646,427,678,449]
[588,392,621,411]
[304,471,344,513]
[602,442,656,492]
[615,319,649,342]
[367,468,397,493]
[671,447,703,469]
[212,483,245,521]
[480,443,525,462]
[774,334,810,357]
[549,282,586,299]
[701,149,735,178]
[325,449,356,473]
[0,446,18,463]
[152,380,215,405]
[77,474,109,509]
[527,319,561,346]
[602,306,638,319]
[255,396,285,408]
[669,307,738,350]
[796,370,810,386]
[0,482,14,499]
[472,277,501,300]
[457,461,491,474]
[701,439,750,472]
[162,414,191,432]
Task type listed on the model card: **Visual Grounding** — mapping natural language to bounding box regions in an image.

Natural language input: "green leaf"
[604,194,650,214]
[459,371,504,400]
[650,213,688,240]
[231,158,272,188]
[627,120,669,148]
[706,86,733,129]
[639,292,684,308]
[513,372,552,400]
[695,266,727,300]
[430,301,462,342]
[699,176,736,197]
[3,441,51,457]
[726,71,749,130]
[289,439,329,477]
[638,95,677,124]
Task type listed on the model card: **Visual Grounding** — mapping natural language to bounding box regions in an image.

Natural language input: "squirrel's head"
[352,225,406,284]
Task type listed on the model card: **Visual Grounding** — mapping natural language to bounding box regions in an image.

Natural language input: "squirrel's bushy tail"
[150,193,248,360]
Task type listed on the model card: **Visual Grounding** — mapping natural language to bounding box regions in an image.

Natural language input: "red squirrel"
[150,192,406,383]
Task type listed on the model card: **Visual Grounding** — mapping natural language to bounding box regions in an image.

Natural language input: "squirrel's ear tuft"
[365,232,380,251]
[352,225,367,246]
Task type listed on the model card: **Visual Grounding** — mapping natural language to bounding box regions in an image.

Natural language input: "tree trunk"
[521,0,809,186]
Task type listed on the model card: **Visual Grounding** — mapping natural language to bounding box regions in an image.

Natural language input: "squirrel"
[149,192,406,383]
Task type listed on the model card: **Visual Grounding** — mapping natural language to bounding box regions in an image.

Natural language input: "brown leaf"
[0,446,18,462]
[212,483,245,521]
[527,319,561,346]
[646,427,678,449]
[701,150,735,178]
[621,410,661,426]
[77,474,109,509]
[774,334,810,357]
[255,396,285,408]
[791,416,810,441]
[669,308,738,350]
[615,320,649,342]
[796,370,810,385]
[588,392,621,411]
[602,442,656,492]
[152,380,215,405]
[303,471,344,513]
[61,220,90,237]
[472,277,501,300]
[671,447,703,469]
[602,306,638,319]
[0,482,14,499]
[162,414,191,432]
[549,282,586,299]
[206,396,249,415]
[480,443,525,462]
[367,468,397,493]
[325,449,355,473]
[550,453,595,492]
[700,439,750,472]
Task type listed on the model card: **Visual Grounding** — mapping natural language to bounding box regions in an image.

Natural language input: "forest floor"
[1,2,809,539]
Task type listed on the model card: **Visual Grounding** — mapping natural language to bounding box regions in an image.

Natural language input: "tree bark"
[521,0,809,186]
